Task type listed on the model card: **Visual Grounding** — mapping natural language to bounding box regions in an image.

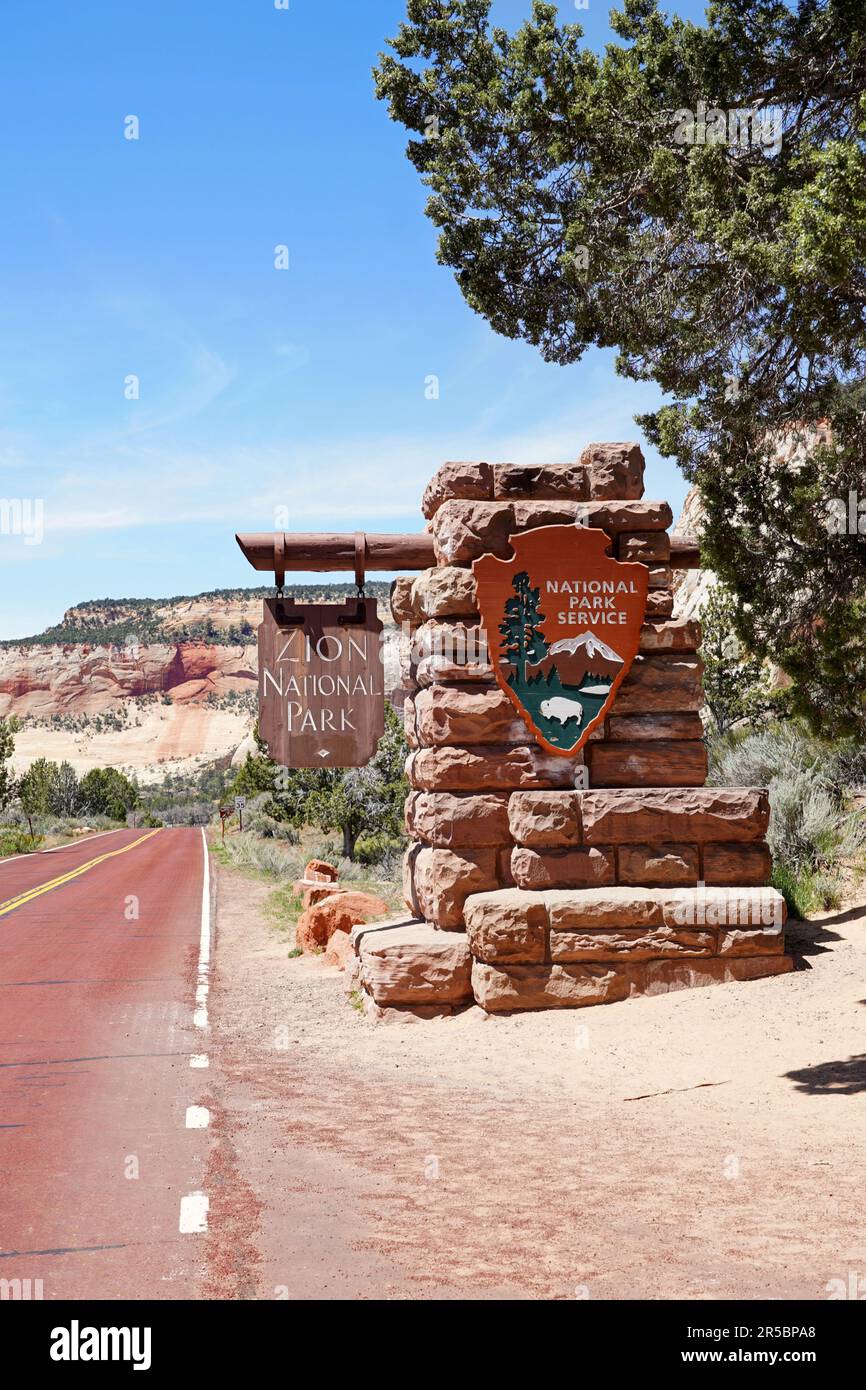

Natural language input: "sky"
[0,0,707,639]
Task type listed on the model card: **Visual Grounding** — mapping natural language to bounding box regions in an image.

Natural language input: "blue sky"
[0,0,705,639]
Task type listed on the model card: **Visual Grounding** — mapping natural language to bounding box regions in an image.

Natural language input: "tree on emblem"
[500,571,549,689]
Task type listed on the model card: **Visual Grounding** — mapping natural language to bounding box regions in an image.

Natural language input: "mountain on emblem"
[472,524,649,756]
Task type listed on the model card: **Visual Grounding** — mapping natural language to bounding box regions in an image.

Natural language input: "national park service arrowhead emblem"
[473,525,648,757]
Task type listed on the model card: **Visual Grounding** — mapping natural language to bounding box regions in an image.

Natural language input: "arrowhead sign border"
[472,524,649,758]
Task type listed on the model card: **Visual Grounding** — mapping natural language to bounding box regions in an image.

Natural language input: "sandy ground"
[203,860,866,1301]
[12,705,249,782]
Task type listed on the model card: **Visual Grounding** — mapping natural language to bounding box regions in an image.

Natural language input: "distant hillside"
[3,582,393,649]
[0,581,399,782]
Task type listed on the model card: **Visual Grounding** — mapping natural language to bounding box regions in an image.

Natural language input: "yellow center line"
[0,830,162,920]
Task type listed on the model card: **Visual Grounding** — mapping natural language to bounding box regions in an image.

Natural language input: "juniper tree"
[375,0,866,734]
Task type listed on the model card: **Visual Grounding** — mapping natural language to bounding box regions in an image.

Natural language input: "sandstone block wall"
[356,443,791,1016]
[397,444,714,932]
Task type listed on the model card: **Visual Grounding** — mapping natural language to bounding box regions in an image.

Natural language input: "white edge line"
[179,1191,209,1234]
[195,827,211,1030]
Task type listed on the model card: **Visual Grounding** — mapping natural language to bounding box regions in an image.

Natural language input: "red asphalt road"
[0,827,210,1299]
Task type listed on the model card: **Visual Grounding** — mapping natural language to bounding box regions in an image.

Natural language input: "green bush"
[353,831,405,866]
[709,722,866,915]
[0,828,42,855]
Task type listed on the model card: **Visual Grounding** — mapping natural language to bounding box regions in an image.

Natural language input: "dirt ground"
[201,860,866,1301]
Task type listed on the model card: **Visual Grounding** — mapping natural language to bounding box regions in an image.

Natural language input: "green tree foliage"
[700,583,775,735]
[17,757,55,835]
[230,704,409,860]
[0,716,18,812]
[306,704,408,859]
[79,767,139,822]
[375,0,866,733]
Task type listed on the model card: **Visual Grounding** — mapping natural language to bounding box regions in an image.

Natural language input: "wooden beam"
[236,530,702,574]
[236,531,436,573]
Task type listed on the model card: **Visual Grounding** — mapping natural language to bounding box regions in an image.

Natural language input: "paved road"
[0,827,211,1300]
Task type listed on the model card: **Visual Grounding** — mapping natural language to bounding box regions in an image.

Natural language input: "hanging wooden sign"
[473,525,648,757]
[257,597,385,768]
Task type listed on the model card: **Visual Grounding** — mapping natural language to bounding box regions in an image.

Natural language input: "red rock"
[492,463,590,502]
[463,889,548,964]
[580,788,770,844]
[616,531,672,564]
[586,740,708,787]
[407,745,578,792]
[432,500,672,566]
[580,442,645,500]
[405,791,512,847]
[472,960,629,1011]
[411,846,499,929]
[614,654,704,713]
[411,566,478,619]
[305,859,339,882]
[550,925,713,961]
[511,846,614,890]
[703,842,772,886]
[390,575,416,624]
[507,791,581,847]
[296,890,389,954]
[422,461,494,520]
[645,590,674,617]
[605,713,704,742]
[359,922,473,1005]
[617,843,700,886]
[412,683,526,747]
[323,929,353,969]
[639,618,701,652]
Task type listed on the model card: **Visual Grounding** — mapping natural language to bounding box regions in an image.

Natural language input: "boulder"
[411,566,478,619]
[407,745,578,792]
[472,960,629,1012]
[411,683,526,747]
[579,788,770,844]
[305,859,339,882]
[508,791,581,847]
[586,740,708,787]
[580,442,645,500]
[422,461,494,520]
[511,845,614,890]
[411,845,499,929]
[617,843,700,886]
[359,922,473,1005]
[323,929,353,969]
[296,890,389,954]
[405,790,512,848]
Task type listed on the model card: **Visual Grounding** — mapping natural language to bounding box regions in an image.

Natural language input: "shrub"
[0,828,42,855]
[709,722,866,914]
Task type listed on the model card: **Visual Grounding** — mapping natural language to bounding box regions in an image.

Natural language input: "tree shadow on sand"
[783,918,843,960]
[785,1054,866,1096]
